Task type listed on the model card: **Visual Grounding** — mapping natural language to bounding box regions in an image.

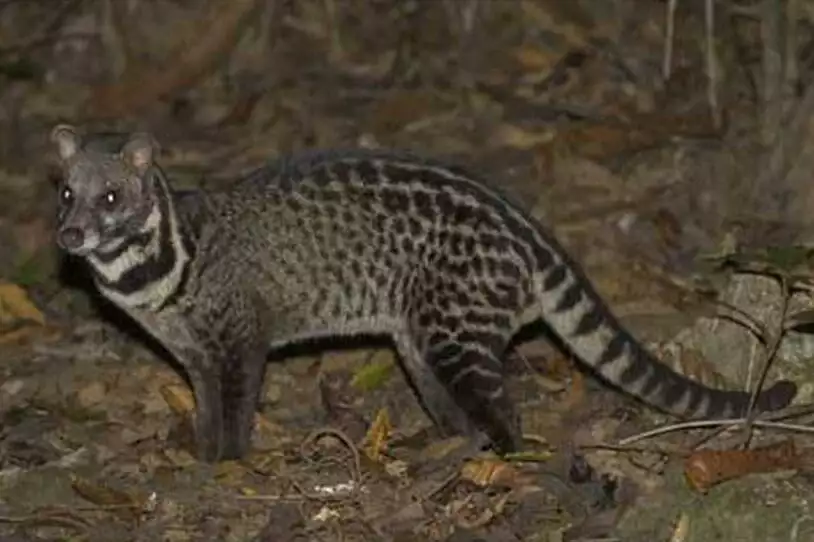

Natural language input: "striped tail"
[531,261,796,419]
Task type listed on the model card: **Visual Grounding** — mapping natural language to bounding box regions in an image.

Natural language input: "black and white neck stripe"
[88,169,190,312]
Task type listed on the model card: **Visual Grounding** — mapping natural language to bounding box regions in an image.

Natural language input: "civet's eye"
[60,187,73,203]
[103,190,118,208]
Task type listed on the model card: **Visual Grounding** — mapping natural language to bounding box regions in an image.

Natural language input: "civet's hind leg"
[394,321,520,453]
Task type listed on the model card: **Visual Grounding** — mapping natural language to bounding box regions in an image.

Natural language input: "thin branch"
[705,0,722,128]
[617,409,814,447]
[663,0,679,80]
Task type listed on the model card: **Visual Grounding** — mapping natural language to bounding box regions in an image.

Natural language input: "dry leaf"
[70,474,148,520]
[161,448,197,468]
[214,460,249,485]
[159,384,195,416]
[493,123,553,150]
[0,282,45,326]
[384,459,409,478]
[460,457,532,489]
[511,44,561,71]
[670,512,690,542]
[0,282,53,346]
[363,408,391,462]
[0,325,45,346]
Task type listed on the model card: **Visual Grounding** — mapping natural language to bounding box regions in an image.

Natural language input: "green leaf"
[351,357,394,391]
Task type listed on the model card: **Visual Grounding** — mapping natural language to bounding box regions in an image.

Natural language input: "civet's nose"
[57,227,85,250]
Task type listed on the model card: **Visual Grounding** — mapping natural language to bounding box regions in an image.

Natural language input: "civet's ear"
[121,132,159,175]
[50,124,81,161]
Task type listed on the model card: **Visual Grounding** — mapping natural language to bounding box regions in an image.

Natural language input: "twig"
[300,427,363,485]
[617,401,814,447]
[617,419,742,446]
[662,0,678,79]
[705,0,722,128]
[714,309,767,346]
[581,442,685,457]
[695,401,814,449]
[237,491,349,502]
[617,416,814,447]
[421,469,461,502]
[758,420,814,433]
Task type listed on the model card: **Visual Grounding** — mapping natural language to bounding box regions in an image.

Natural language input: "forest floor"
[2,1,814,541]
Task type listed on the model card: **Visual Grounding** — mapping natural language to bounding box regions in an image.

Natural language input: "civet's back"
[51,125,797,461]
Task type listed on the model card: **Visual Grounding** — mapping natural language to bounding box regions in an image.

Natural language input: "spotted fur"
[51,125,797,461]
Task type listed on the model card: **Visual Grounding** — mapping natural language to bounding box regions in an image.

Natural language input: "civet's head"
[51,124,160,256]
